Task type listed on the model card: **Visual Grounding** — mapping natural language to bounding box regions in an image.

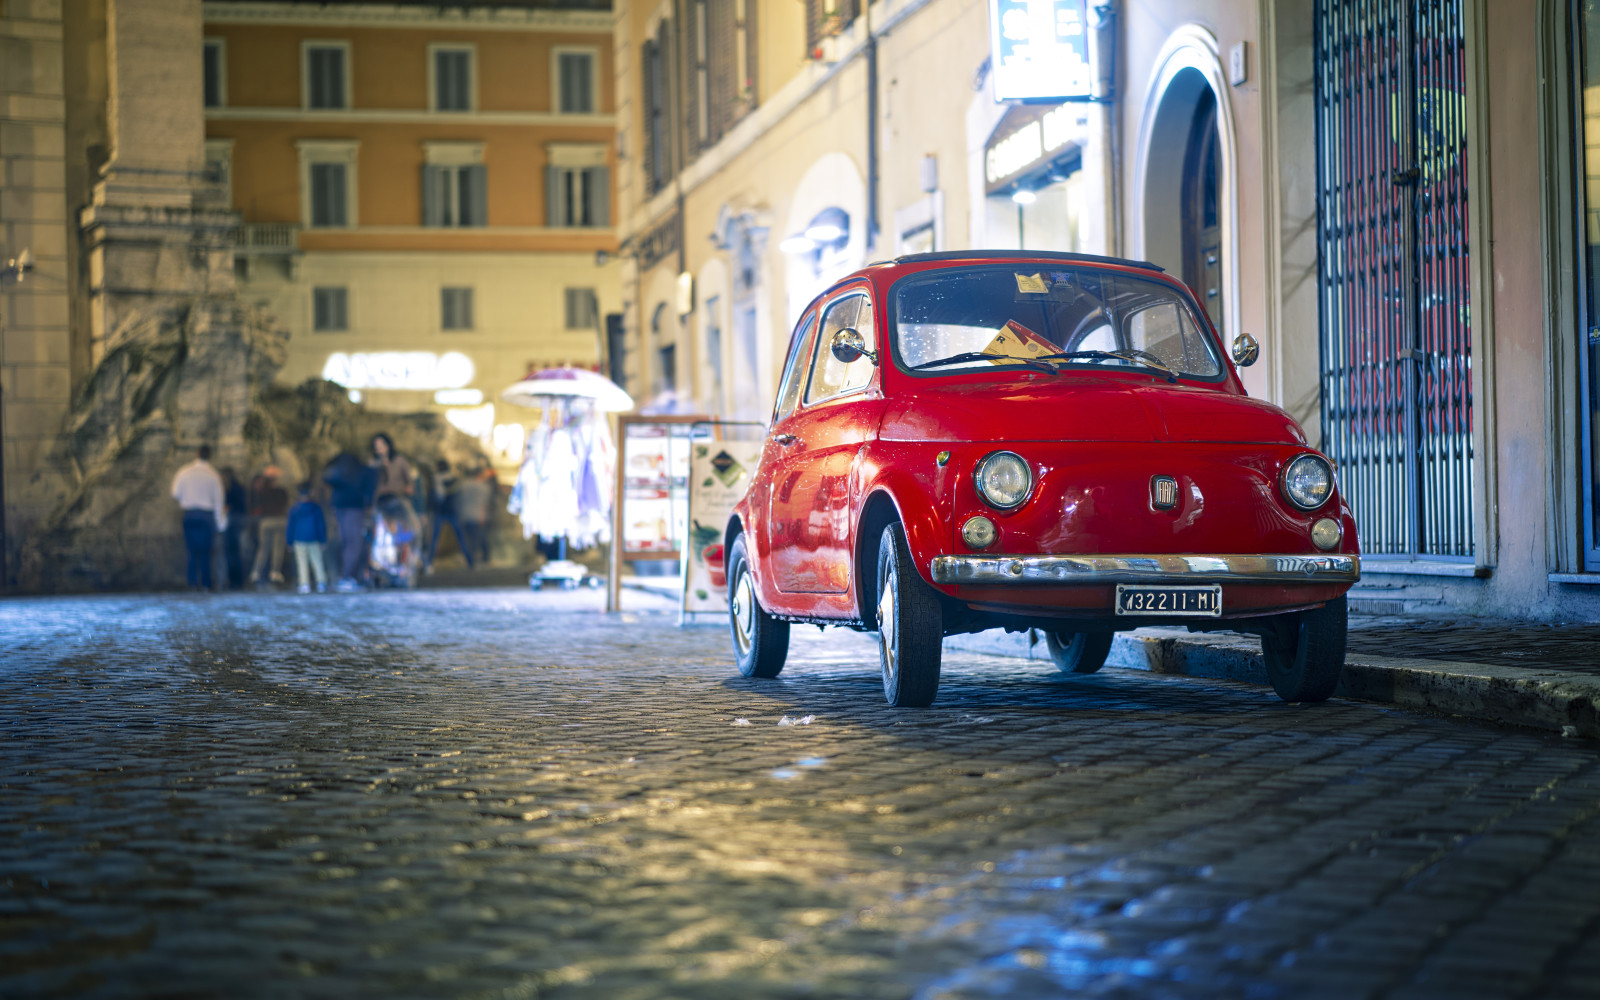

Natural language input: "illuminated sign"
[322,351,475,391]
[985,105,1086,185]
[988,0,1092,103]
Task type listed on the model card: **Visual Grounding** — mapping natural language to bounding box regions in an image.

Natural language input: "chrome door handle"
[773,433,798,446]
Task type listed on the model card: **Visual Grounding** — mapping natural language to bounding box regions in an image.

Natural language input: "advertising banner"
[682,441,764,614]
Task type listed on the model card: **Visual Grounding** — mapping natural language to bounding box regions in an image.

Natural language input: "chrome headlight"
[1282,454,1334,511]
[975,451,1032,510]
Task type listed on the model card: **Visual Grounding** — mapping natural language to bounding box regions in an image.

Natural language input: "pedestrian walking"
[427,459,470,569]
[454,465,494,569]
[286,482,329,594]
[323,450,377,591]
[249,466,291,586]
[170,444,227,590]
[220,467,248,589]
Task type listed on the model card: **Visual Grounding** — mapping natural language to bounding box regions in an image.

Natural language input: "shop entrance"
[1313,0,1473,560]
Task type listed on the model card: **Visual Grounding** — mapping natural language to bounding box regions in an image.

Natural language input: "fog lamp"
[1311,517,1342,551]
[962,515,998,550]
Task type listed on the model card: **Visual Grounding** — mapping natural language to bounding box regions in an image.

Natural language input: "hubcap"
[878,565,898,692]
[731,571,756,656]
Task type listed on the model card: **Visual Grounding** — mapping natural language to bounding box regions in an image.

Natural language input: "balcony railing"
[236,223,300,255]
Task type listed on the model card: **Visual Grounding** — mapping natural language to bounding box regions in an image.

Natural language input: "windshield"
[892,265,1223,379]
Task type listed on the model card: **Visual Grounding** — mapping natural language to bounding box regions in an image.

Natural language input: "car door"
[770,287,883,595]
[752,311,819,595]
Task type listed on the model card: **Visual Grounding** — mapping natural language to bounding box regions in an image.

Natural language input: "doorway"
[1141,65,1225,333]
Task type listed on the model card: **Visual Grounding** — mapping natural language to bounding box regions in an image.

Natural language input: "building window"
[545,145,609,228]
[1578,1,1600,569]
[203,38,226,108]
[313,287,349,332]
[203,139,233,205]
[565,288,598,329]
[441,287,474,331]
[806,0,860,54]
[309,163,348,227]
[298,139,358,228]
[422,165,487,227]
[304,42,349,110]
[554,48,597,114]
[431,45,474,112]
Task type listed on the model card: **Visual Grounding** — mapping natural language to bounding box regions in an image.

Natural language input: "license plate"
[1115,584,1223,617]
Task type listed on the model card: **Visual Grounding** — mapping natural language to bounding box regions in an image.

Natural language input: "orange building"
[203,0,622,452]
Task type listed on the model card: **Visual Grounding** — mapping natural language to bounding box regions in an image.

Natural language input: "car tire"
[875,521,942,707]
[1261,595,1347,703]
[727,533,789,679]
[1045,630,1114,674]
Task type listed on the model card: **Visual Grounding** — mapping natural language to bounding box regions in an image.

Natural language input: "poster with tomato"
[682,441,764,614]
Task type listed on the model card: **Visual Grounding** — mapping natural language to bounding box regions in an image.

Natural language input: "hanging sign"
[988,0,1093,103]
[682,441,764,614]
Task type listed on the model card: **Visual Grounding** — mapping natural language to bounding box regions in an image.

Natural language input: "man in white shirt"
[171,444,227,590]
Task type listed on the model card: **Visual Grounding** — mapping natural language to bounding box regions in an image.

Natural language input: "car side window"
[805,292,876,404]
[772,313,818,424]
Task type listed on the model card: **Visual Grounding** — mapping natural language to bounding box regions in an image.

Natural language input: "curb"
[945,629,1600,739]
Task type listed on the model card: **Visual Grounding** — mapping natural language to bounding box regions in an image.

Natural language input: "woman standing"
[369,433,413,503]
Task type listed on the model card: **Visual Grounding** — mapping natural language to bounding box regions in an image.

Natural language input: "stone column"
[1,0,74,582]
[79,0,236,361]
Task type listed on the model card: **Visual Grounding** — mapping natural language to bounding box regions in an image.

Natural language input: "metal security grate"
[1314,0,1474,558]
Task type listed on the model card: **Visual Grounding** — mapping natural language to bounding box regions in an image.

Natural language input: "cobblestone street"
[4,589,1600,999]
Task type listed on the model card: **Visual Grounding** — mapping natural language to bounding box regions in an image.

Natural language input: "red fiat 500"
[725,250,1359,707]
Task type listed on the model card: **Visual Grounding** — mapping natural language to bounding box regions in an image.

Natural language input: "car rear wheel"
[1261,595,1347,703]
[1045,630,1114,674]
[728,534,789,679]
[876,522,942,707]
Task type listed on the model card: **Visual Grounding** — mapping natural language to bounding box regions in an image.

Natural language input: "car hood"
[878,374,1307,446]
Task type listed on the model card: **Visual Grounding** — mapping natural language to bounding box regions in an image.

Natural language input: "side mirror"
[1231,333,1259,368]
[829,328,877,365]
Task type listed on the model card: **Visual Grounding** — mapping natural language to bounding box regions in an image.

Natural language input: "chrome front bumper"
[929,553,1361,586]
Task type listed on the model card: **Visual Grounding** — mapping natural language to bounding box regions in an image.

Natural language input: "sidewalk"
[947,615,1600,739]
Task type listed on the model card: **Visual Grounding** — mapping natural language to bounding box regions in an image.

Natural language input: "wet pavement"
[3,588,1600,999]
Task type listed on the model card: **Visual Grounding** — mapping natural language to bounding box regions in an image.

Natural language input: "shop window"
[313,287,349,332]
[304,42,349,110]
[432,46,474,112]
[203,39,225,108]
[442,287,475,331]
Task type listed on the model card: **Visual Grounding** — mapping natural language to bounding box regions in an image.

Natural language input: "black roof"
[890,249,1165,273]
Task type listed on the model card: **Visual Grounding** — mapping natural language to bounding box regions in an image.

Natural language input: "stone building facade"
[611,0,1600,623]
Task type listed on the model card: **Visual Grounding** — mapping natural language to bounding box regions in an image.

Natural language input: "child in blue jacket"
[286,482,329,594]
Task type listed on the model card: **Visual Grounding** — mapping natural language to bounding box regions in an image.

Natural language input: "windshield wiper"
[913,351,1059,376]
[1032,350,1179,383]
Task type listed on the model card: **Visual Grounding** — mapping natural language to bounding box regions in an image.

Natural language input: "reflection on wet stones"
[1,589,1599,998]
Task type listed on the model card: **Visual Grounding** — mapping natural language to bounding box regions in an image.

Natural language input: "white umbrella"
[500,367,634,412]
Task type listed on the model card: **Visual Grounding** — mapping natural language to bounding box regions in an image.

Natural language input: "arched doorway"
[1139,67,1224,332]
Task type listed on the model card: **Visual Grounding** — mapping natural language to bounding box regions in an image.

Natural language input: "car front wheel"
[727,534,789,678]
[1261,595,1347,703]
[1046,631,1114,674]
[876,522,942,707]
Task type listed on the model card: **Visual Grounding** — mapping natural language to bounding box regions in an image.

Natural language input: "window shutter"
[707,0,734,141]
[584,166,610,228]
[421,165,441,226]
[641,42,658,192]
[545,165,564,227]
[743,0,758,109]
[465,165,487,226]
[328,164,347,226]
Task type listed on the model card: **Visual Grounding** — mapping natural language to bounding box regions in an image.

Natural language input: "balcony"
[234,223,301,281]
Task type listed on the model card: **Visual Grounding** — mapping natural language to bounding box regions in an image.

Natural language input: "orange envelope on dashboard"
[981,320,1057,363]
